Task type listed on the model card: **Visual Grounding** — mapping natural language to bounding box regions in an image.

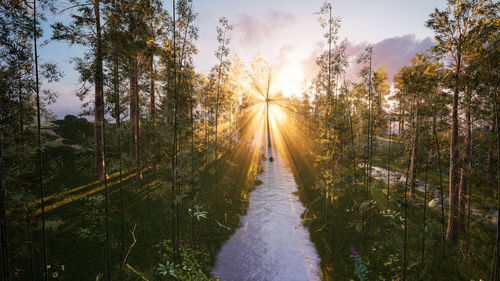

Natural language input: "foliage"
[350,246,368,280]
[155,239,211,281]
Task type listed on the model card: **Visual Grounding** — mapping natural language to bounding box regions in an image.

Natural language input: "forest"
[1,0,500,280]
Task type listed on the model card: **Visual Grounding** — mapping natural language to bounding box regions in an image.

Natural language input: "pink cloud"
[347,34,435,83]
[300,34,435,84]
[300,41,324,81]
[275,44,296,70]
[235,9,296,45]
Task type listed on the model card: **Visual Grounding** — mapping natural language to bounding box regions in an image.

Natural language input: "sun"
[230,55,309,157]
[275,60,304,98]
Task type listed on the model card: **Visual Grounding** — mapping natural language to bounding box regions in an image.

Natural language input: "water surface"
[213,149,320,281]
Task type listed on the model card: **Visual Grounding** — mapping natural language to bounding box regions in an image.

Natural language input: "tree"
[426,0,498,244]
[123,0,163,179]
[213,17,231,205]
[315,1,345,249]
[51,0,108,179]
[394,53,439,198]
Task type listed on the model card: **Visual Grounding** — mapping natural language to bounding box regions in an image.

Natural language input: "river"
[212,148,321,281]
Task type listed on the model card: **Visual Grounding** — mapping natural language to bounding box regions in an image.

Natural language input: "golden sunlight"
[231,55,312,170]
[275,60,304,98]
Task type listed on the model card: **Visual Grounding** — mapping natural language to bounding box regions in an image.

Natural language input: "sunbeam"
[230,55,313,173]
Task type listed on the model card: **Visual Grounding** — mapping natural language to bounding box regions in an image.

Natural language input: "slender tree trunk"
[113,56,125,261]
[326,6,333,248]
[420,141,430,278]
[94,97,105,179]
[215,74,220,201]
[150,55,157,170]
[446,50,461,245]
[465,116,474,277]
[94,1,111,280]
[26,211,34,281]
[0,133,9,281]
[346,79,357,185]
[19,80,35,281]
[134,59,141,180]
[34,2,48,279]
[18,88,24,148]
[214,63,222,200]
[130,56,141,179]
[214,29,227,206]
[410,99,420,198]
[489,132,494,194]
[399,105,404,135]
[429,89,446,257]
[129,57,137,161]
[366,51,374,237]
[171,0,178,266]
[387,118,391,201]
[229,104,232,150]
[204,92,209,156]
[94,2,105,179]
[491,84,500,281]
[190,91,195,252]
[113,58,120,129]
[403,130,414,281]
[458,88,471,233]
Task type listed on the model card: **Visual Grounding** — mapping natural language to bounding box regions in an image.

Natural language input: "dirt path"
[364,164,498,224]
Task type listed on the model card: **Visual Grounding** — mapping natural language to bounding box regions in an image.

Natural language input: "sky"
[41,0,448,118]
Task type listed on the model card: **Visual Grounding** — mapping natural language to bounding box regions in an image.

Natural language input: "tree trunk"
[113,58,120,127]
[491,84,500,281]
[204,91,209,156]
[0,134,9,281]
[129,57,137,161]
[150,55,157,170]
[458,88,471,233]
[215,60,224,204]
[129,56,141,179]
[410,100,420,198]
[94,11,105,180]
[33,2,48,278]
[113,55,125,259]
[133,57,141,180]
[399,106,404,135]
[446,50,461,245]
[489,122,495,193]
[94,2,111,280]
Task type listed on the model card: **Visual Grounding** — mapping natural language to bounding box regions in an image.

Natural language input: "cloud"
[234,9,296,46]
[300,41,324,81]
[274,44,296,70]
[300,34,435,84]
[347,34,436,83]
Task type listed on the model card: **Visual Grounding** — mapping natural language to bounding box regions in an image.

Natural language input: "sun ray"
[229,54,314,176]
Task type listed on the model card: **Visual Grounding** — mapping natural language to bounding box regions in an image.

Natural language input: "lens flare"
[231,55,313,175]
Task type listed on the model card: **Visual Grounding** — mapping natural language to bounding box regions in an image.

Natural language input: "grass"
[6,117,260,280]
[7,118,497,280]
[288,136,496,280]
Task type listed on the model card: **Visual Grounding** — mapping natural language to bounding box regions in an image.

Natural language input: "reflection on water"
[213,149,320,281]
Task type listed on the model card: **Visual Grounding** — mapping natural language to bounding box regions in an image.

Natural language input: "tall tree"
[394,54,439,198]
[124,0,159,180]
[213,17,231,204]
[51,0,109,179]
[426,0,497,244]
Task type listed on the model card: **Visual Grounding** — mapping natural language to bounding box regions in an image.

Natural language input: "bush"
[155,239,212,281]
